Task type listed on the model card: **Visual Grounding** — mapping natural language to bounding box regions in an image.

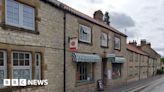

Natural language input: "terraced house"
[127,41,149,82]
[127,40,161,83]
[0,0,127,92]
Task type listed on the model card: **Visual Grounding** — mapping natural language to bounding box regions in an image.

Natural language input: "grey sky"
[59,0,164,57]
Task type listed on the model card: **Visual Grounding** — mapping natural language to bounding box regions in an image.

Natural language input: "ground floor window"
[12,51,32,79]
[112,63,122,79]
[0,51,7,86]
[35,53,41,80]
[0,50,43,87]
[76,62,93,82]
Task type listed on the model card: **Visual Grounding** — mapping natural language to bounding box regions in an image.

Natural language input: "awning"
[107,54,126,63]
[114,57,126,63]
[72,53,101,62]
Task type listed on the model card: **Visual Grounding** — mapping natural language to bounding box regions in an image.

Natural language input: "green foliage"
[161,58,164,63]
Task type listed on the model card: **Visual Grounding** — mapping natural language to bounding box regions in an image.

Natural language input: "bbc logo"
[4,79,27,86]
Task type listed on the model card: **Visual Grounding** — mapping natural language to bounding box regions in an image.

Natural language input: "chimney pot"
[141,39,146,46]
[147,42,151,47]
[129,41,137,46]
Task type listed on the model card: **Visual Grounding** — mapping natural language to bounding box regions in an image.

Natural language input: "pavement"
[103,75,164,92]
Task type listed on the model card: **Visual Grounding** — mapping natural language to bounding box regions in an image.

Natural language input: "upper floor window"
[101,32,108,47]
[114,37,121,50]
[0,51,7,86]
[79,24,91,43]
[5,0,35,31]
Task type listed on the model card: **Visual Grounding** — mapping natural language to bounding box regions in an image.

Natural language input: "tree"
[104,12,110,25]
[161,58,164,63]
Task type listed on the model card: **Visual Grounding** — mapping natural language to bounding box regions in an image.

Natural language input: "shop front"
[103,54,126,86]
[72,52,102,91]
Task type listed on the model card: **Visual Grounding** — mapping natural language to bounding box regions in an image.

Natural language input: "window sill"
[1,23,39,35]
[101,45,109,48]
[75,80,95,87]
[78,40,92,46]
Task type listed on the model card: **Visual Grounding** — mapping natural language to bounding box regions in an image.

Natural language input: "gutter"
[40,0,127,37]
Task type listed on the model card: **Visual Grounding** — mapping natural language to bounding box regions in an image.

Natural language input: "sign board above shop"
[69,37,78,51]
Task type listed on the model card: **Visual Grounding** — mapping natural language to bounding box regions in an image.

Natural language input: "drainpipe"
[147,56,149,78]
[139,55,141,80]
[63,9,66,92]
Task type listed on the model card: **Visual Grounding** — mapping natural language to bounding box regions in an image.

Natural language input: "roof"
[41,0,127,37]
[127,44,148,56]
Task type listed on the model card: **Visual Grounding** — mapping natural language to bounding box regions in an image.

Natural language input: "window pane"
[25,54,29,59]
[19,60,24,66]
[19,53,24,59]
[0,59,4,66]
[0,70,4,84]
[13,53,18,59]
[35,53,41,79]
[13,60,18,66]
[25,60,29,66]
[79,25,91,43]
[6,0,19,24]
[0,52,3,58]
[13,69,30,79]
[23,5,35,29]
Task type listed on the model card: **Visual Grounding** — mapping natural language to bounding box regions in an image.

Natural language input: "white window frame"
[5,0,35,31]
[101,32,108,47]
[35,53,41,80]
[0,51,7,87]
[79,24,91,43]
[11,51,32,79]
[114,37,121,50]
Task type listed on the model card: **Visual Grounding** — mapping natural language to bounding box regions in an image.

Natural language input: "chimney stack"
[141,40,146,46]
[147,42,151,47]
[129,40,137,47]
[93,10,103,22]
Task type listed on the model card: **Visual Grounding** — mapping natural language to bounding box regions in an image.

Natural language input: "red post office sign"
[69,37,78,51]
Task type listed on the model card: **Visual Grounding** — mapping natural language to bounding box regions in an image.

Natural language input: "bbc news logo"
[3,79,48,86]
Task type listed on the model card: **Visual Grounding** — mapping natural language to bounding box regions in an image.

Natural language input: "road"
[140,76,164,92]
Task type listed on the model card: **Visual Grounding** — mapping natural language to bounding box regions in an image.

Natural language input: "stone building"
[138,40,161,76]
[127,40,161,83]
[0,0,127,92]
[127,41,149,82]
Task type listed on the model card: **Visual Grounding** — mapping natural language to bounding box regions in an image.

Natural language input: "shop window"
[112,63,121,79]
[79,24,91,43]
[0,51,7,86]
[35,53,41,80]
[5,0,35,30]
[12,51,32,79]
[101,32,108,47]
[76,62,93,82]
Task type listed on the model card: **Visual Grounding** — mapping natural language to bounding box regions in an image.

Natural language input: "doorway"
[102,58,107,86]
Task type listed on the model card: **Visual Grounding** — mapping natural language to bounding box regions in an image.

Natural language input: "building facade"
[127,41,148,82]
[0,0,127,92]
[138,40,161,76]
[127,40,161,83]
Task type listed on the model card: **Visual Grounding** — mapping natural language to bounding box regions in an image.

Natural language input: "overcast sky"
[59,0,164,57]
